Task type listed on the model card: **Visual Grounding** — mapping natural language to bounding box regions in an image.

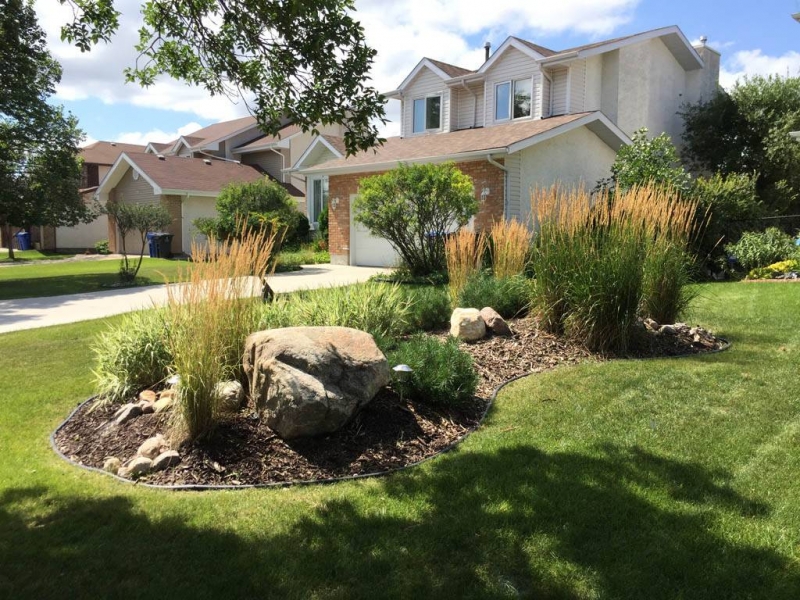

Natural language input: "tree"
[599,128,692,193]
[58,0,386,155]
[354,162,477,276]
[681,75,800,214]
[0,0,88,259]
[106,202,172,281]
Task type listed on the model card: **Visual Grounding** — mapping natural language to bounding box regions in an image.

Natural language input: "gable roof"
[426,58,475,78]
[291,134,347,173]
[179,115,258,149]
[295,112,628,175]
[145,141,175,154]
[233,124,302,153]
[97,152,265,198]
[80,141,146,165]
[511,38,557,57]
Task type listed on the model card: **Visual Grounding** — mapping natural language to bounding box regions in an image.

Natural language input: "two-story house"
[292,25,720,267]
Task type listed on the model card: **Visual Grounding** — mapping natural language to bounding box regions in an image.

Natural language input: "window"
[412,95,442,133]
[309,176,329,226]
[495,79,533,121]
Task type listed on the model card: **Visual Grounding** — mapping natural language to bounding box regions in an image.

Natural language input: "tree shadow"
[2,443,797,599]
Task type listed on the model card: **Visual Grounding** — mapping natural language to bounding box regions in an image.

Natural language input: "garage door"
[351,204,401,267]
[182,196,217,255]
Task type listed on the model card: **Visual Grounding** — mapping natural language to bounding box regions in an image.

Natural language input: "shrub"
[490,219,531,278]
[400,285,451,331]
[387,335,478,405]
[259,282,412,344]
[354,162,477,276]
[724,227,796,271]
[445,228,487,305]
[105,201,172,282]
[94,239,110,255]
[747,259,799,279]
[529,185,699,353]
[457,272,530,319]
[165,224,279,440]
[283,209,311,248]
[93,309,172,404]
[317,204,329,242]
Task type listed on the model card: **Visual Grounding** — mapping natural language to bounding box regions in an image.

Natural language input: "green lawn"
[1,282,799,599]
[0,258,185,300]
[0,249,76,263]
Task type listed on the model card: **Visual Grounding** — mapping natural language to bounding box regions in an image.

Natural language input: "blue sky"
[37,0,800,145]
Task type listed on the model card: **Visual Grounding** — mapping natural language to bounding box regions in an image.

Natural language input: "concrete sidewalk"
[0,264,390,334]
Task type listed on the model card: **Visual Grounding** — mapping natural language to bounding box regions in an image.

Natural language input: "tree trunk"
[1,223,15,260]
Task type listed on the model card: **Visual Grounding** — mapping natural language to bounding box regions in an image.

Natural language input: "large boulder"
[243,327,390,440]
[450,308,486,342]
[479,307,512,336]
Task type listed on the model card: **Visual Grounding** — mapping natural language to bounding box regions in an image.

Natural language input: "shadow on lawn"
[1,444,797,599]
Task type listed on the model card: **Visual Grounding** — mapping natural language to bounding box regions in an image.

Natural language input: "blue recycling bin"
[14,231,31,251]
[146,232,158,258]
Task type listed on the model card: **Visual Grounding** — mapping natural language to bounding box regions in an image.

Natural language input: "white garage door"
[182,196,218,255]
[351,206,401,267]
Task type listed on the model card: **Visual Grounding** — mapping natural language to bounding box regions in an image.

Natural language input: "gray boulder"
[243,327,390,440]
[215,380,245,412]
[450,308,486,341]
[480,307,512,336]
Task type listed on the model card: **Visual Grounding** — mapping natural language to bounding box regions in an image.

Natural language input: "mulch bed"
[53,316,727,488]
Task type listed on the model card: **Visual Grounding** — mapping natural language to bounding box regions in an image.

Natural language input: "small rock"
[450,308,486,342]
[674,322,689,332]
[643,318,659,332]
[153,396,174,414]
[658,324,677,336]
[479,307,511,336]
[215,380,245,412]
[137,400,155,414]
[138,390,157,403]
[136,434,166,459]
[158,388,177,401]
[115,403,143,425]
[152,450,181,471]
[126,456,153,478]
[103,457,121,475]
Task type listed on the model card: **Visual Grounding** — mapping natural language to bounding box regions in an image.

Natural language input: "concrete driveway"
[0,264,391,334]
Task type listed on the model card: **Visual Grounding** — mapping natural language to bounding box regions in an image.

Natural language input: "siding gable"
[483,47,543,125]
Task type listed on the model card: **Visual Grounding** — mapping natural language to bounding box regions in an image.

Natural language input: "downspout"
[268,147,286,183]
[486,154,509,219]
[461,80,478,128]
[541,70,553,118]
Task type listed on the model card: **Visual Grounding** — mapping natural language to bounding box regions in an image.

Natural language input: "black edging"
[49,339,732,492]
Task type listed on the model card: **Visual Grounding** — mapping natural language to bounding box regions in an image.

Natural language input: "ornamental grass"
[489,218,532,279]
[445,228,487,306]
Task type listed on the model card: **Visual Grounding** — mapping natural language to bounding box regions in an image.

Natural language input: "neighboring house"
[292,25,721,267]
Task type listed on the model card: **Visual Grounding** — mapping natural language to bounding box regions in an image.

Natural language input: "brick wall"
[327,158,505,264]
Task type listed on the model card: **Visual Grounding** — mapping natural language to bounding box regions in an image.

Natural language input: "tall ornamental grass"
[445,228,486,305]
[529,185,699,354]
[490,218,531,279]
[166,225,279,440]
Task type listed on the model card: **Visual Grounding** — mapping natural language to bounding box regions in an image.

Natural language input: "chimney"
[699,35,708,46]
[484,41,491,62]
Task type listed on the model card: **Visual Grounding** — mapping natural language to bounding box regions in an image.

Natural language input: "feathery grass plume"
[165,222,279,440]
[489,218,532,279]
[445,228,487,305]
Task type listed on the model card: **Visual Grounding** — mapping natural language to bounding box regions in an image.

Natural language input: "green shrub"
[400,285,451,331]
[282,209,311,248]
[92,309,173,404]
[725,227,796,271]
[260,282,411,343]
[94,239,110,254]
[641,241,697,324]
[387,335,478,405]
[457,272,530,318]
[317,204,329,242]
[372,265,448,286]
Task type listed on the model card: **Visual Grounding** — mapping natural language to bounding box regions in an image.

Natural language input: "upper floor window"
[495,79,533,121]
[413,95,442,133]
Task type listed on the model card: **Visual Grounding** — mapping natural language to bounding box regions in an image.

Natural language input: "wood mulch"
[53,316,727,488]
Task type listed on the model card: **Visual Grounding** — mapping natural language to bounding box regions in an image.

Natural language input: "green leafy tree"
[0,0,88,259]
[599,128,691,193]
[106,202,172,281]
[57,0,385,155]
[354,162,477,276]
[681,75,800,214]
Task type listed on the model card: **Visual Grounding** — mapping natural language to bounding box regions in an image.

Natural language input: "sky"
[34,0,800,147]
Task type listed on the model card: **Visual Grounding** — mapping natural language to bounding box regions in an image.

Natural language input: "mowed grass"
[0,258,184,300]
[0,249,76,263]
[0,282,799,599]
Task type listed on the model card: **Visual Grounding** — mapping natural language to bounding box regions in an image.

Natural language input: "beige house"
[292,25,721,267]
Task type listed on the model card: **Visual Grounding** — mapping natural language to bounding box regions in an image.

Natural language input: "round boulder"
[450,308,486,342]
[243,327,390,440]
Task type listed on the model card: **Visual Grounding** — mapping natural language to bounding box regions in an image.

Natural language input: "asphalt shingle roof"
[81,141,146,165]
[124,152,265,193]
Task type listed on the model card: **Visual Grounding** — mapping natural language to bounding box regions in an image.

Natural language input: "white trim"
[232,130,302,154]
[565,67,572,113]
[298,149,507,176]
[411,93,444,134]
[95,152,164,198]
[480,37,549,73]
[396,59,454,91]
[507,112,630,154]
[494,78,535,124]
[162,189,219,198]
[291,135,345,172]
[494,81,512,123]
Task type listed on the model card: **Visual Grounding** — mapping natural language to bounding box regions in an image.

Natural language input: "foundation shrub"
[400,285,451,332]
[457,272,530,318]
[387,335,478,405]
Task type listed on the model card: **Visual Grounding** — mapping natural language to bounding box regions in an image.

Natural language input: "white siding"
[584,55,603,111]
[483,47,543,125]
[401,67,450,137]
[240,149,285,181]
[550,68,568,115]
[568,59,587,113]
[224,127,262,159]
[505,153,522,221]
[540,73,551,118]
[455,81,485,130]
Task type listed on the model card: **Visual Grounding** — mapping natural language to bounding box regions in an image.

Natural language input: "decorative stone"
[658,324,677,336]
[450,308,486,341]
[159,388,177,401]
[126,456,153,478]
[137,400,155,414]
[215,380,245,412]
[103,457,121,475]
[643,318,659,332]
[479,307,512,336]
[115,403,143,425]
[153,396,174,414]
[243,326,390,440]
[138,390,157,403]
[152,450,181,471]
[136,434,166,459]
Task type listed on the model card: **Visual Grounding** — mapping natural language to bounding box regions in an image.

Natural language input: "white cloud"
[114,122,204,146]
[720,49,800,88]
